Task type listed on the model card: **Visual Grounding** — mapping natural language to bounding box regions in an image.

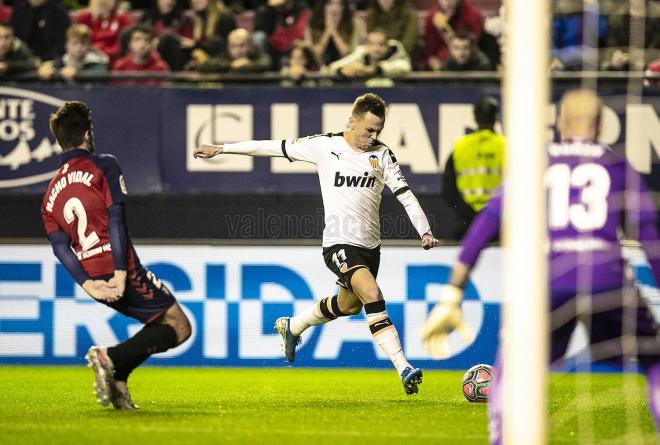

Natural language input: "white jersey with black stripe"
[281,133,410,249]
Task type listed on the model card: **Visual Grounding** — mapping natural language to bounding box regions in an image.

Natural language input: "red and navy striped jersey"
[41,149,138,277]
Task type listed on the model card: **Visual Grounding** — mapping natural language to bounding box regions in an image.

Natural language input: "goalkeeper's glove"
[420,284,475,359]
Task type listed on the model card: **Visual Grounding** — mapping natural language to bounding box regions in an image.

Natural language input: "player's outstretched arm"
[420,201,501,358]
[420,262,474,358]
[193,144,224,159]
[421,232,440,250]
[194,140,290,159]
[394,188,438,249]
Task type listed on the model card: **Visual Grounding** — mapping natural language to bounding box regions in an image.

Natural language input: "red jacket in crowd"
[112,52,170,85]
[423,0,483,66]
[0,5,11,24]
[268,9,311,54]
[75,9,134,61]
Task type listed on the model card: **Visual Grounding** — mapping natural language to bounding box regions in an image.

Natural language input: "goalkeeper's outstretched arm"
[419,262,474,359]
[420,194,502,358]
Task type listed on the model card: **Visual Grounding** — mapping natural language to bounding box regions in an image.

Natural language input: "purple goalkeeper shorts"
[550,287,660,369]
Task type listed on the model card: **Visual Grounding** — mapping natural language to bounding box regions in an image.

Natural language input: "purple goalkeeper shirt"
[458,139,660,297]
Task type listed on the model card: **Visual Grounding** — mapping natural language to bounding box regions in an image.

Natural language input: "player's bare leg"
[289,286,363,335]
[105,302,191,409]
[336,287,363,314]
[349,268,422,395]
[276,287,361,362]
[161,302,193,344]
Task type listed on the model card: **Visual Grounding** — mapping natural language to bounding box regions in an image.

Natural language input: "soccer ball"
[462,364,495,403]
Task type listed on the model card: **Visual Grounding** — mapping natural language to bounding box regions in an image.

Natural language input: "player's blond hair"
[351,93,387,121]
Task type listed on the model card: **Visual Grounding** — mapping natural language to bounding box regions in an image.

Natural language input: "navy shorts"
[322,244,380,291]
[93,266,176,324]
[550,287,660,369]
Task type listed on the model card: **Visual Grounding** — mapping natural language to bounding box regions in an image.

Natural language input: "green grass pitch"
[0,366,656,444]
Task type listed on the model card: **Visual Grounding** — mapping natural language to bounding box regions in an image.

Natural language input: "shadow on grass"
[85,407,217,419]
[83,396,468,421]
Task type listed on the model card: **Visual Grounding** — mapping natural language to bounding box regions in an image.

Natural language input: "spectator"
[442,97,504,240]
[442,30,490,71]
[600,0,660,71]
[423,0,483,71]
[645,59,660,87]
[10,0,70,62]
[38,24,109,81]
[480,4,503,71]
[112,24,170,84]
[142,0,194,38]
[0,23,37,79]
[307,0,365,67]
[75,0,134,62]
[185,0,236,69]
[365,0,419,63]
[327,28,411,79]
[551,0,606,71]
[280,40,319,85]
[253,0,311,69]
[139,0,195,70]
[0,1,11,24]
[198,27,271,72]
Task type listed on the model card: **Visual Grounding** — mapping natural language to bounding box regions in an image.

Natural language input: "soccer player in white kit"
[194,93,439,395]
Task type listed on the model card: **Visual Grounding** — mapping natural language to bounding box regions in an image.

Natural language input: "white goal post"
[502,0,550,444]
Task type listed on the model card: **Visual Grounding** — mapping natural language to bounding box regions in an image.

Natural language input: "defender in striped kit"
[41,101,191,410]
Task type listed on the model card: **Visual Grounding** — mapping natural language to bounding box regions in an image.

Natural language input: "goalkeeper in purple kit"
[421,89,660,443]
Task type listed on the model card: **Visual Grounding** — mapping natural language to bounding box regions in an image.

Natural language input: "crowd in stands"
[0,0,658,83]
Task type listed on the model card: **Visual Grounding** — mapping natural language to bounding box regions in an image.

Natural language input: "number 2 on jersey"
[546,163,610,231]
[63,197,100,251]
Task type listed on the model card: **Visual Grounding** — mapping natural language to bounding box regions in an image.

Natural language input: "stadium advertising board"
[1,86,658,194]
[0,87,64,189]
[1,245,656,370]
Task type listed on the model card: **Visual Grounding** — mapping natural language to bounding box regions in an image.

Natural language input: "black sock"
[107,323,178,382]
[318,294,346,320]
